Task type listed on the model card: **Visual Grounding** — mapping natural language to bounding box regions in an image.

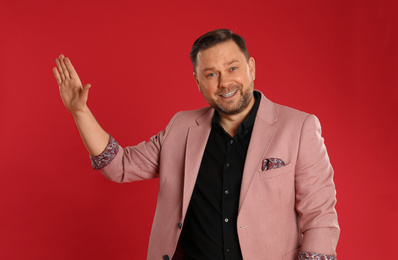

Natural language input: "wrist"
[71,106,90,118]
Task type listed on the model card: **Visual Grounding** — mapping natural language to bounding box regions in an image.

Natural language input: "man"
[53,29,339,260]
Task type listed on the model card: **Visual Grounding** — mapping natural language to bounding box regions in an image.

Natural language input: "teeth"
[221,90,237,97]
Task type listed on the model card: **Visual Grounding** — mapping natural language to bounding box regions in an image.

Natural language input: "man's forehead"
[196,41,245,68]
[198,40,241,57]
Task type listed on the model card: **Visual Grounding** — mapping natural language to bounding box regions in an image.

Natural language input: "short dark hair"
[190,29,250,71]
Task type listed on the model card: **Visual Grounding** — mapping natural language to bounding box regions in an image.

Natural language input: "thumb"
[81,83,91,99]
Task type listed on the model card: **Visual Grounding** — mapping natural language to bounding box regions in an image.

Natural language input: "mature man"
[53,29,339,260]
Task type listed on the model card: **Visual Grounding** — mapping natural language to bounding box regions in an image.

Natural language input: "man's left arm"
[295,114,340,259]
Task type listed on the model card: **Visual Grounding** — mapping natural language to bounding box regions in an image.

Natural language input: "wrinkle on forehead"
[202,59,240,72]
[196,41,247,72]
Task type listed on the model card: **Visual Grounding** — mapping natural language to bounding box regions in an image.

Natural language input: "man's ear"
[193,72,203,93]
[249,57,256,81]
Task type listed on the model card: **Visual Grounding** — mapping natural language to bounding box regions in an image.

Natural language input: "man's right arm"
[53,54,163,182]
[53,54,109,156]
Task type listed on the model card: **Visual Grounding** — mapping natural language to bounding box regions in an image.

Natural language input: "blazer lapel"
[182,108,214,218]
[239,94,278,212]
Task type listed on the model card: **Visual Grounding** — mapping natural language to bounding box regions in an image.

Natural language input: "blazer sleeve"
[294,114,340,256]
[98,112,181,183]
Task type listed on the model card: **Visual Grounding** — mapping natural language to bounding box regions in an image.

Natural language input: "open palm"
[53,55,91,113]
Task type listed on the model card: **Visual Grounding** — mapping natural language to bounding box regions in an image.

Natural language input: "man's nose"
[218,73,231,88]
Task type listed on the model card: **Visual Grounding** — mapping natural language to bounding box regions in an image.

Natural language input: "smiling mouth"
[220,90,237,98]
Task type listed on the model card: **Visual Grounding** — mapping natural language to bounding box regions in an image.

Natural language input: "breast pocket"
[259,162,294,180]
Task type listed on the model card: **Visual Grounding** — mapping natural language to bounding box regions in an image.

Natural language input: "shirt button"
[225,190,229,195]
[226,163,230,167]
[178,222,182,229]
[226,248,230,253]
[225,218,229,223]
[230,140,234,144]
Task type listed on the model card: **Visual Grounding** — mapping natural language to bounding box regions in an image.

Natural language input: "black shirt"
[180,91,261,260]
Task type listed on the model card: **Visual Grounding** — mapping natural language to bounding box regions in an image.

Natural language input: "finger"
[53,67,63,86]
[55,56,65,82]
[64,57,79,80]
[59,55,71,79]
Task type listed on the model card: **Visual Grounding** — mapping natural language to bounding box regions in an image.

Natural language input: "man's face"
[194,40,256,115]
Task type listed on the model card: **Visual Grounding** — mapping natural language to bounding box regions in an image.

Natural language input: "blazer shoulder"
[257,92,309,125]
[175,106,212,119]
[164,107,213,133]
[270,102,326,137]
[171,107,213,125]
[272,102,311,124]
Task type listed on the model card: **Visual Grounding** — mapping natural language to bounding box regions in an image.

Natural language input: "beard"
[209,83,254,115]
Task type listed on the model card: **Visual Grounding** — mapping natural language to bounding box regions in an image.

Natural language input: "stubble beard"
[210,83,254,115]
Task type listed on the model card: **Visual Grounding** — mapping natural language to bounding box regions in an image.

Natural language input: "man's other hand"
[53,55,91,114]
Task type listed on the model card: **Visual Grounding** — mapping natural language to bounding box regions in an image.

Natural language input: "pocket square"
[262,158,286,171]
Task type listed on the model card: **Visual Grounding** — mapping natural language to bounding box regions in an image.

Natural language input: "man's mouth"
[220,90,237,98]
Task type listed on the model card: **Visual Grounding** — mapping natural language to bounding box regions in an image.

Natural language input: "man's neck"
[218,98,256,137]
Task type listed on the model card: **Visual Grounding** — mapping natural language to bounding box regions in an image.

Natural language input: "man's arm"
[53,54,109,156]
[295,115,340,258]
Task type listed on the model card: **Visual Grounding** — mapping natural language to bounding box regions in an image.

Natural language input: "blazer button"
[163,255,169,260]
[178,222,182,229]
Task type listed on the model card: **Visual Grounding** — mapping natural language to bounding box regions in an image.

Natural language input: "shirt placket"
[222,137,236,259]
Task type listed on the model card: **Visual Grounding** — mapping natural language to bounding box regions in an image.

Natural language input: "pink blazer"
[101,92,340,260]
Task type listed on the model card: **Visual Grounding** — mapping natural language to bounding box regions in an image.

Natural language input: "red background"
[1,0,397,259]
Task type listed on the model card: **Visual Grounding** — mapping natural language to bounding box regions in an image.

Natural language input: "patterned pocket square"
[261,158,286,171]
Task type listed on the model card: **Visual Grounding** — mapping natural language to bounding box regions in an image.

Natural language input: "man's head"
[191,29,256,116]
[190,29,250,72]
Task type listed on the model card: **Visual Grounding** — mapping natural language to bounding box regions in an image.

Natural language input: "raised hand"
[53,54,110,155]
[53,55,91,114]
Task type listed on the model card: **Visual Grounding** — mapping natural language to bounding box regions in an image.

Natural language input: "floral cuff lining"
[298,252,337,260]
[90,135,119,170]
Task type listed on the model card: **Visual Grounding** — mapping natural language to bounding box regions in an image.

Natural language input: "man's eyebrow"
[225,59,239,66]
[202,59,240,72]
[203,67,215,72]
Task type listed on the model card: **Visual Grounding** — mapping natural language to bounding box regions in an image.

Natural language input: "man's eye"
[230,67,238,71]
[207,73,216,78]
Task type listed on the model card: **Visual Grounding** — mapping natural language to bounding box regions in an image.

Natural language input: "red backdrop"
[1,0,397,259]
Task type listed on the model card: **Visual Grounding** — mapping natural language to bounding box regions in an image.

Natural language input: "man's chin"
[214,96,253,115]
[213,104,244,115]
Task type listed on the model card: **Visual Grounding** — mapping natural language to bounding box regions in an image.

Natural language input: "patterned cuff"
[298,252,337,260]
[90,136,119,170]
